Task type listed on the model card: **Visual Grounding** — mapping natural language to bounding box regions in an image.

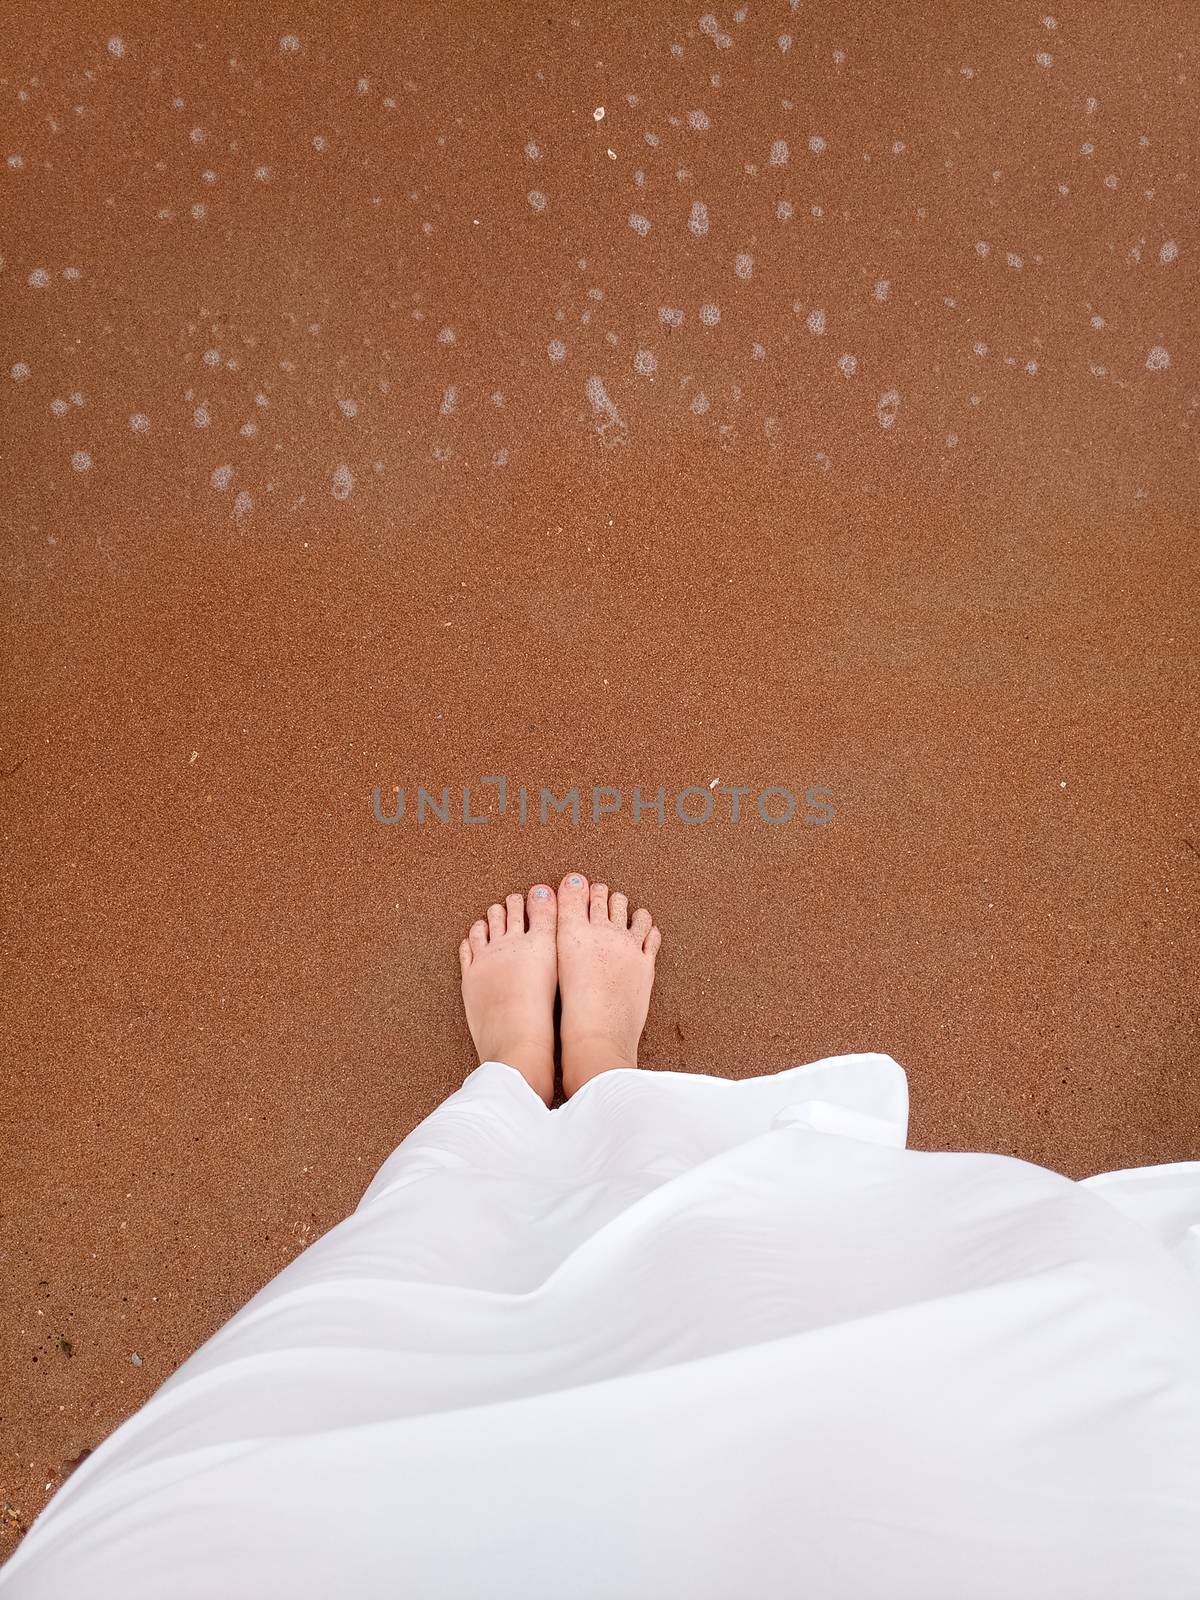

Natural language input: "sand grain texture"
[1,0,1198,1555]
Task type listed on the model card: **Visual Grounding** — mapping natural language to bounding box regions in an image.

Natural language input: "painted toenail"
[533,888,550,899]
[569,876,583,886]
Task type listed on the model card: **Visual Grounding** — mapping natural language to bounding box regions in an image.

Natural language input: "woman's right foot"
[556,873,661,1097]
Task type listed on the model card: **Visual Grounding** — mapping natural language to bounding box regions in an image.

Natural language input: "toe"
[505,892,526,935]
[644,924,662,958]
[609,890,628,928]
[468,918,488,953]
[527,884,557,931]
[458,938,472,974]
[631,907,652,941]
[486,903,505,939]
[558,873,589,922]
[589,882,609,923]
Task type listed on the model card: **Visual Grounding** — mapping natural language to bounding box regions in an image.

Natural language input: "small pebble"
[130,1353,143,1367]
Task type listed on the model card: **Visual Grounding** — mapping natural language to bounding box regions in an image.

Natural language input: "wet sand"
[2,0,1198,1552]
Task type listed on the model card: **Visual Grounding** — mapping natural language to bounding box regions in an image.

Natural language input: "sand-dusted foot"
[459,886,558,1106]
[556,873,661,1097]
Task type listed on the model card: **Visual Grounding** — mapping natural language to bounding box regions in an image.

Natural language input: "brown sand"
[2,0,1198,1553]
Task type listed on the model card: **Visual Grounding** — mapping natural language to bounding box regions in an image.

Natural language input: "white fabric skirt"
[4,1055,1199,1598]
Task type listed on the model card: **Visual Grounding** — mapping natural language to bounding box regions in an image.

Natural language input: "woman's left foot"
[459,886,558,1105]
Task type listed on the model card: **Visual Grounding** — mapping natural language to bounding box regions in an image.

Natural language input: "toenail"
[533,887,550,899]
[569,875,583,886]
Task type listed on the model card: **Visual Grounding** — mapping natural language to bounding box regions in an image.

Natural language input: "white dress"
[3,1055,1199,1598]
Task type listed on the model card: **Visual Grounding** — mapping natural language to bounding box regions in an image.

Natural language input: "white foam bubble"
[735,253,753,280]
[10,362,30,382]
[629,213,652,235]
[876,389,901,429]
[837,354,858,376]
[806,308,826,335]
[1159,240,1178,264]
[71,450,92,471]
[525,141,541,161]
[332,464,354,500]
[129,413,150,432]
[775,199,794,221]
[1036,52,1053,67]
[254,166,271,182]
[874,279,890,302]
[1146,346,1170,371]
[548,339,568,363]
[700,303,721,326]
[584,375,627,442]
[203,349,221,366]
[233,490,253,519]
[975,241,990,258]
[808,135,827,155]
[338,398,358,418]
[107,36,126,59]
[280,34,301,52]
[634,349,657,376]
[659,306,685,328]
[528,190,547,212]
[439,386,459,416]
[211,464,234,491]
[193,403,210,428]
[690,392,710,415]
[50,398,68,416]
[769,139,789,167]
[688,200,710,238]
[778,33,792,52]
[687,110,711,131]
[7,154,25,170]
[28,268,50,288]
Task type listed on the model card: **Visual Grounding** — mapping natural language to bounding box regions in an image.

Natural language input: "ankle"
[562,1031,639,1094]
[479,1037,555,1105]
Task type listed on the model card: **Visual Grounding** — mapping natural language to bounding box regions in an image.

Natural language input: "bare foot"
[556,873,661,1097]
[459,886,558,1106]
